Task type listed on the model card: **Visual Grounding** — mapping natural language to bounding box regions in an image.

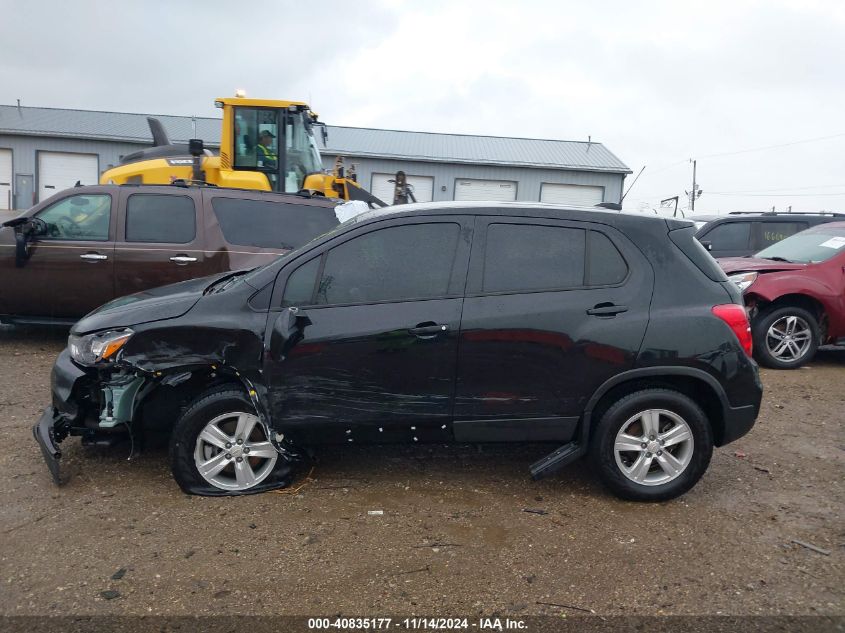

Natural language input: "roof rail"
[727,210,844,217]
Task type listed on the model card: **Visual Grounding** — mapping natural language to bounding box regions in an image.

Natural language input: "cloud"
[2,0,844,212]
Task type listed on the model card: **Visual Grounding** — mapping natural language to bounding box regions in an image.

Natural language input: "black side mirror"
[701,240,713,251]
[188,139,204,156]
[12,218,46,267]
[270,307,313,361]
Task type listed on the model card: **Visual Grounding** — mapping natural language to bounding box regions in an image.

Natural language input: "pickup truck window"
[35,194,111,241]
[211,197,339,250]
[125,194,196,243]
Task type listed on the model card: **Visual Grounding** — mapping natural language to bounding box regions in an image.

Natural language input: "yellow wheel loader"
[101,95,386,206]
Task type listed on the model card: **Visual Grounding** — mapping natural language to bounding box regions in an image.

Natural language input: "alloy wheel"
[193,412,278,491]
[765,315,812,363]
[613,409,695,486]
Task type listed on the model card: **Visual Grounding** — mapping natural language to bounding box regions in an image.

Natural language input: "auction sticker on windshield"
[819,236,845,249]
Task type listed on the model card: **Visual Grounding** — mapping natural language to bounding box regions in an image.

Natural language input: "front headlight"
[728,271,758,293]
[68,329,133,365]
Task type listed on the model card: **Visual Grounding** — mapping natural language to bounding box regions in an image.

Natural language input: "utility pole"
[685,159,702,211]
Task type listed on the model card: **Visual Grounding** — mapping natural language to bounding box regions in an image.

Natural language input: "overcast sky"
[2,0,844,214]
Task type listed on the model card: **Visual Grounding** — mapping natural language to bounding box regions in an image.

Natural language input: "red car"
[719,221,845,368]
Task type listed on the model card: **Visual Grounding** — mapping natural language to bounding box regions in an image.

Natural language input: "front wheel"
[590,389,713,502]
[752,306,819,369]
[169,386,292,495]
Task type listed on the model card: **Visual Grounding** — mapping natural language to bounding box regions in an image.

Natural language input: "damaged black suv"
[34,202,763,501]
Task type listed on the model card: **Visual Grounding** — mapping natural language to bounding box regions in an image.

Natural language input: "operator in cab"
[257,130,278,169]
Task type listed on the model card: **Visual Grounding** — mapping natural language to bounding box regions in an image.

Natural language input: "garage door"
[454,179,517,202]
[540,183,604,206]
[0,149,11,210]
[371,173,434,204]
[37,152,98,202]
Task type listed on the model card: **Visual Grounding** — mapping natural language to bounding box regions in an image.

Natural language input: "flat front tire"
[590,389,713,502]
[169,386,291,495]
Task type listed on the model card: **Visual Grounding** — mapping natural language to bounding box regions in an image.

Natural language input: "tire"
[590,389,713,502]
[169,386,292,496]
[752,306,819,369]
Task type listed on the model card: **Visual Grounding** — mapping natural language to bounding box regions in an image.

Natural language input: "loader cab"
[219,97,324,194]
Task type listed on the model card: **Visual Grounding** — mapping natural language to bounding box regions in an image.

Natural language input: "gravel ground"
[0,325,842,617]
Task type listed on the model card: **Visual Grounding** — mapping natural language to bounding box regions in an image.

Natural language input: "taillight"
[712,304,753,356]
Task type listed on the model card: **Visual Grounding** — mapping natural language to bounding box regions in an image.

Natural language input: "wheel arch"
[748,291,826,321]
[583,368,730,446]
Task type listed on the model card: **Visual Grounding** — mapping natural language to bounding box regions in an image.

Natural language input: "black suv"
[692,211,844,258]
[34,202,762,501]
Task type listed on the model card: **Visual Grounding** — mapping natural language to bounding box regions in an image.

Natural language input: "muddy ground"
[0,324,842,617]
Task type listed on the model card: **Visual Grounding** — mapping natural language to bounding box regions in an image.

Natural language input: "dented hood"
[718,256,808,275]
[72,273,231,334]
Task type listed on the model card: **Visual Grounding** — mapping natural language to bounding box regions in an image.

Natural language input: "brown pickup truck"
[0,184,341,324]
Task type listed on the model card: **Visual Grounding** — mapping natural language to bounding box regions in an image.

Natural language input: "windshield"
[754,226,845,263]
[285,111,323,192]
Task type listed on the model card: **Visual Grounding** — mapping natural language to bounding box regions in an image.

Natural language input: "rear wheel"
[753,306,819,369]
[170,386,290,495]
[590,389,713,502]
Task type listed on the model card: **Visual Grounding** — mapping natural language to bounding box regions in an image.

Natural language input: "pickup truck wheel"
[590,389,713,502]
[753,306,819,369]
[170,386,289,495]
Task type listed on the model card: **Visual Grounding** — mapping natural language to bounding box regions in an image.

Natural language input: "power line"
[707,183,845,194]
[707,191,845,197]
[696,132,845,160]
[638,131,845,178]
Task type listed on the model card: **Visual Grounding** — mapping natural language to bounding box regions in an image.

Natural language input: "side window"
[125,194,196,243]
[483,223,586,293]
[759,222,808,248]
[316,223,461,305]
[588,231,628,285]
[281,257,320,307]
[701,222,751,251]
[211,197,339,249]
[36,194,111,241]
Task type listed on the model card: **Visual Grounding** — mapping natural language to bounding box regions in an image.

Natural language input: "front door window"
[36,194,111,241]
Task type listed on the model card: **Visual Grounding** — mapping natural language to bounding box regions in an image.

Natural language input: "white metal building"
[0,104,630,210]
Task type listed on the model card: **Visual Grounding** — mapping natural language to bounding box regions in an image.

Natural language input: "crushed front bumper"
[32,407,64,485]
[32,348,89,485]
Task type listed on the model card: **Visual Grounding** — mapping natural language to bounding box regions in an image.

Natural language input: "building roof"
[0,104,630,174]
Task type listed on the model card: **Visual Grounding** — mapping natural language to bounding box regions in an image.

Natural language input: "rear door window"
[125,194,196,243]
[211,197,339,250]
[482,223,586,293]
[700,221,751,251]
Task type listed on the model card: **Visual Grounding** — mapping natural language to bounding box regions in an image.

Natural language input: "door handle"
[170,255,198,264]
[409,323,449,338]
[586,303,628,317]
[80,253,108,261]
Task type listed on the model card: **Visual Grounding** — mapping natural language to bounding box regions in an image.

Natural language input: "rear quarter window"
[211,197,340,249]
